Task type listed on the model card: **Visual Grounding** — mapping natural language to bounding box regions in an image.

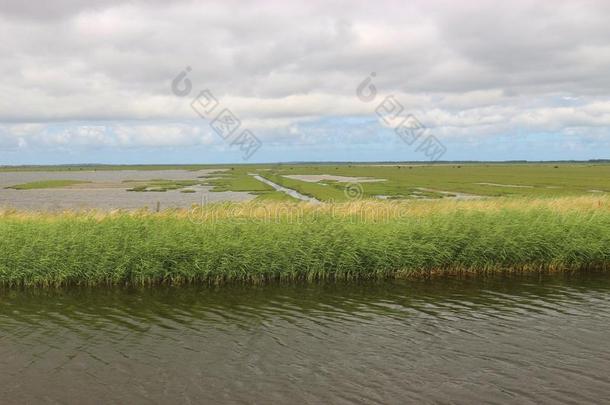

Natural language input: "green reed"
[0,206,608,287]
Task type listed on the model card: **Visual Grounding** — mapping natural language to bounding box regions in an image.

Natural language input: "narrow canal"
[251,174,321,203]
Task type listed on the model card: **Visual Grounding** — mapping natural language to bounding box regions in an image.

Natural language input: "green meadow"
[4,163,610,199]
[201,163,610,201]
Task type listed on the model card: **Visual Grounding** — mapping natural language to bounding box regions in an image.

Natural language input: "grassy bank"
[0,197,609,287]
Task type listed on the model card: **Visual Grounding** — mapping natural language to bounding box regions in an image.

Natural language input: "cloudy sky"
[1,0,609,164]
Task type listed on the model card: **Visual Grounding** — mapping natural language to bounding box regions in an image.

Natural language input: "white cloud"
[0,123,218,150]
[0,0,609,156]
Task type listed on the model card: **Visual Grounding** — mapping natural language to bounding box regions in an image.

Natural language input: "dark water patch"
[2,273,610,403]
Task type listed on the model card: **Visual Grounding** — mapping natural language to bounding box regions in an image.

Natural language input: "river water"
[1,273,610,404]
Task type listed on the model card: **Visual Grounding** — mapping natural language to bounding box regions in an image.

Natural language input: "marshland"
[1,163,609,286]
[3,167,610,403]
[5,0,610,402]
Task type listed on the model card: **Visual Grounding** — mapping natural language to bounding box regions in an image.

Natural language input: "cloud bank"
[1,0,609,162]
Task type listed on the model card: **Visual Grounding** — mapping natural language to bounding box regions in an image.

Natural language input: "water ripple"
[1,273,610,404]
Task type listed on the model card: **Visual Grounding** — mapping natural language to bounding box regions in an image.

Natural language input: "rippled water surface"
[2,273,610,404]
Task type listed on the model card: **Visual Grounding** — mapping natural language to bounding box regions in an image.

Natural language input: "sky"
[1,0,609,164]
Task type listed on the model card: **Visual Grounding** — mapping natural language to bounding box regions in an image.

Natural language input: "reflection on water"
[2,273,610,404]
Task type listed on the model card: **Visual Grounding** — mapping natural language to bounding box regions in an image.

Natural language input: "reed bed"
[0,196,609,287]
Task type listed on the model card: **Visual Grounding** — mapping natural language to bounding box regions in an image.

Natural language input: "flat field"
[201,163,610,201]
[3,163,609,196]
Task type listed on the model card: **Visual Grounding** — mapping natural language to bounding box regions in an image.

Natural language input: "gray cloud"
[1,0,609,152]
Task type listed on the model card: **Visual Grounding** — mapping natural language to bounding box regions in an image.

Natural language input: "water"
[2,273,610,404]
[0,170,253,211]
[251,174,321,203]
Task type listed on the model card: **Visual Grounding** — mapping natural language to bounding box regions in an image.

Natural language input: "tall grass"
[0,197,609,287]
